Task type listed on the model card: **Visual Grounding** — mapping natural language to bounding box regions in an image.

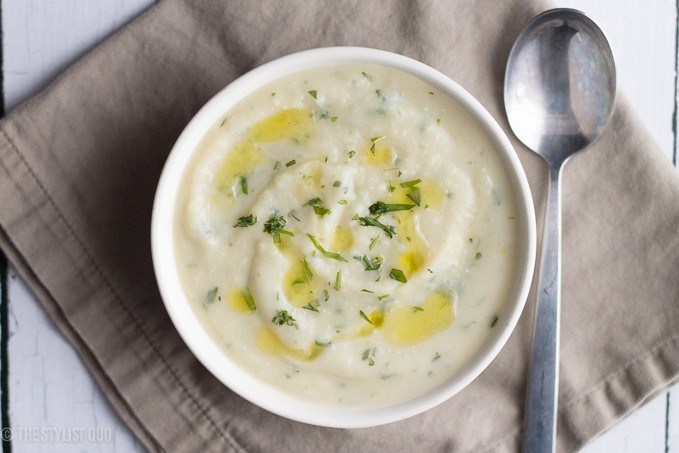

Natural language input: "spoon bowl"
[505,8,616,165]
[503,8,616,452]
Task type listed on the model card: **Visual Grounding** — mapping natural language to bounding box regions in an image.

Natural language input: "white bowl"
[152,47,536,428]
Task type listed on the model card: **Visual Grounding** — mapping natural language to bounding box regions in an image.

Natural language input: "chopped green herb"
[413,306,424,312]
[475,252,482,260]
[315,339,332,347]
[219,118,227,127]
[377,294,390,300]
[389,268,407,283]
[271,92,276,96]
[306,197,323,206]
[361,289,375,293]
[288,210,300,222]
[433,352,441,361]
[302,259,313,283]
[306,234,348,262]
[369,201,416,215]
[308,90,317,99]
[387,181,395,193]
[331,116,339,122]
[285,159,296,167]
[362,347,376,366]
[348,150,356,159]
[337,199,348,205]
[428,91,434,95]
[333,180,341,187]
[357,216,396,238]
[239,176,249,195]
[272,310,296,327]
[263,214,294,244]
[508,216,515,220]
[400,179,422,188]
[468,237,474,243]
[361,71,373,80]
[436,118,441,125]
[375,89,382,97]
[490,315,499,327]
[313,205,332,216]
[427,268,433,273]
[406,187,421,206]
[323,289,330,301]
[302,300,320,312]
[359,310,373,324]
[233,214,257,228]
[273,160,281,170]
[334,271,342,291]
[369,135,386,154]
[369,235,380,251]
[205,287,219,304]
[357,255,383,272]
[242,287,256,311]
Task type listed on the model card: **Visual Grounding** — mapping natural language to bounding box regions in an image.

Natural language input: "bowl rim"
[151,46,536,428]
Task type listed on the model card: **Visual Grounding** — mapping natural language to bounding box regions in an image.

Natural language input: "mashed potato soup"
[174,64,517,407]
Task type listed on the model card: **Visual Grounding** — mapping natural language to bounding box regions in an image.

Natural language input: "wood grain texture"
[1,0,677,452]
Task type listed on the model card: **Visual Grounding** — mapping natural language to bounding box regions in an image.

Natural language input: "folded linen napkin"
[1,0,678,451]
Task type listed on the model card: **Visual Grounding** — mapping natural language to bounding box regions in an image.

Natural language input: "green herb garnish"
[357,216,396,238]
[377,294,390,300]
[334,271,342,291]
[413,306,424,312]
[302,258,313,283]
[263,214,294,244]
[288,210,300,222]
[315,339,332,347]
[272,310,296,327]
[361,71,373,80]
[285,159,296,167]
[338,199,348,205]
[331,116,339,122]
[357,255,383,272]
[433,352,441,361]
[306,234,348,262]
[369,135,386,154]
[308,90,317,99]
[313,205,332,216]
[273,160,281,170]
[361,289,375,293]
[368,201,416,215]
[205,287,219,304]
[302,300,320,312]
[389,268,407,283]
[490,315,499,327]
[387,181,395,193]
[359,310,373,325]
[475,252,482,260]
[369,235,380,250]
[348,150,356,159]
[240,176,249,195]
[333,180,341,188]
[233,214,257,228]
[242,287,256,311]
[323,289,330,301]
[362,347,376,366]
[407,187,421,206]
[400,179,422,188]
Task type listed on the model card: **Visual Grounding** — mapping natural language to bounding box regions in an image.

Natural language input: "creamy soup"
[174,64,517,407]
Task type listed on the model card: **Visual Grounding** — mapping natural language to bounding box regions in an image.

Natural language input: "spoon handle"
[523,164,562,453]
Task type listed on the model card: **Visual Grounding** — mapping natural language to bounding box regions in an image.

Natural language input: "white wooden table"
[1,1,677,451]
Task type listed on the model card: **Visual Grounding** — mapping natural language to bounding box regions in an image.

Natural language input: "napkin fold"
[1,0,678,451]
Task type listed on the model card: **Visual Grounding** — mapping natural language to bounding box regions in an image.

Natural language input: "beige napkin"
[1,0,678,451]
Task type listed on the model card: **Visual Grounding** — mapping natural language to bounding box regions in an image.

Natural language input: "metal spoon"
[504,8,616,452]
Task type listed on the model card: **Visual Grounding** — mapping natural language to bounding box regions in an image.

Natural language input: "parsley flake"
[233,214,257,228]
[389,268,407,283]
[272,310,297,327]
[306,234,348,262]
